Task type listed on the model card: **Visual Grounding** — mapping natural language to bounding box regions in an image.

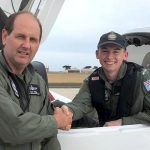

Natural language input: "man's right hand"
[54,106,72,130]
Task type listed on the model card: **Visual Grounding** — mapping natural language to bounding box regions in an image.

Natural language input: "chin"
[17,58,30,65]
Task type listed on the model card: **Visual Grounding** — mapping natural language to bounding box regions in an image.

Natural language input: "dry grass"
[47,72,90,84]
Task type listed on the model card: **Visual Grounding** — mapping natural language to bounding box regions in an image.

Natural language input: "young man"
[0,11,72,150]
[64,31,150,127]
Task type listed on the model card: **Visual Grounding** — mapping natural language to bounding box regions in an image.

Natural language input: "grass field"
[47,72,90,87]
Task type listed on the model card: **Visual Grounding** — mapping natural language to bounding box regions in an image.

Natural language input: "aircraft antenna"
[11,0,16,13]
[35,0,42,16]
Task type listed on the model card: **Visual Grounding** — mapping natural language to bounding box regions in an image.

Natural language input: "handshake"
[54,105,73,130]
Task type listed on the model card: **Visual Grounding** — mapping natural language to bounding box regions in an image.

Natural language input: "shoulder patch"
[144,79,150,91]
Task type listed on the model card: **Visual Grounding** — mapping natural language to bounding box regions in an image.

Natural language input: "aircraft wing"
[0,0,65,45]
[58,124,150,150]
[49,90,71,103]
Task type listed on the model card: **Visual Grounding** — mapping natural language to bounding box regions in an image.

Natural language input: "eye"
[30,37,38,43]
[114,50,120,54]
[101,49,109,53]
[16,34,25,39]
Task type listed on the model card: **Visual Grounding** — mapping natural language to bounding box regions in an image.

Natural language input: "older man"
[0,11,72,150]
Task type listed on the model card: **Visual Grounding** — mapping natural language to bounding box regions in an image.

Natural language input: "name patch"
[91,76,99,81]
[28,84,41,95]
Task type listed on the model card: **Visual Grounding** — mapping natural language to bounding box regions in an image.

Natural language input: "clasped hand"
[54,105,73,130]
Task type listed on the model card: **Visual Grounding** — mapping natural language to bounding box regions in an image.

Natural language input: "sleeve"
[41,135,61,150]
[66,77,95,120]
[0,79,58,145]
[123,69,150,125]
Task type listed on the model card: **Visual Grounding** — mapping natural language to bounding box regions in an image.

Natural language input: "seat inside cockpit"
[142,52,150,71]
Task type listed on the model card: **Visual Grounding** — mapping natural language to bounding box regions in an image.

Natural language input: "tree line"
[62,65,98,70]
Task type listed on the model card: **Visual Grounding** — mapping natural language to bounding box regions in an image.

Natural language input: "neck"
[9,63,25,75]
[104,71,118,83]
[3,51,25,75]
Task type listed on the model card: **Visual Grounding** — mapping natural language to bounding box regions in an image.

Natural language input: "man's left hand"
[104,119,122,127]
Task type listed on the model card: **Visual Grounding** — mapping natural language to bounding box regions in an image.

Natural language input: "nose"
[107,51,114,59]
[22,38,31,49]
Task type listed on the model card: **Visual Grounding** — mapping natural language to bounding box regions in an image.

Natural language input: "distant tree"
[62,65,71,70]
[83,66,92,69]
[93,66,98,69]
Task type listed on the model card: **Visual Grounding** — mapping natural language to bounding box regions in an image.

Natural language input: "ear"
[96,49,99,59]
[124,51,128,60]
[2,29,8,46]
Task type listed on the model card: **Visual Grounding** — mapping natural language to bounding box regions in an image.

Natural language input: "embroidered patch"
[91,76,99,80]
[9,77,19,98]
[28,84,41,95]
[108,32,117,40]
[9,77,20,98]
[144,79,150,91]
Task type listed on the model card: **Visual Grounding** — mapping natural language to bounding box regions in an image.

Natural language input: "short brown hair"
[4,11,42,41]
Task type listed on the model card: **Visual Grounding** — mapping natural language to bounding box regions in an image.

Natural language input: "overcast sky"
[34,0,150,71]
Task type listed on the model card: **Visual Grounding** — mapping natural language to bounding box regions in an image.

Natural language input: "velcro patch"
[91,76,99,80]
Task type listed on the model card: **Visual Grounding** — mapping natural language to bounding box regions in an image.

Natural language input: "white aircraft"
[124,29,150,70]
[0,1,150,150]
[0,0,65,43]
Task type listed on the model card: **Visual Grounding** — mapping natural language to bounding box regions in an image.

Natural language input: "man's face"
[2,13,40,72]
[96,43,128,74]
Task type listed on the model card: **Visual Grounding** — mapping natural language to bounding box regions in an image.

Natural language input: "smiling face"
[96,43,128,75]
[2,13,41,74]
